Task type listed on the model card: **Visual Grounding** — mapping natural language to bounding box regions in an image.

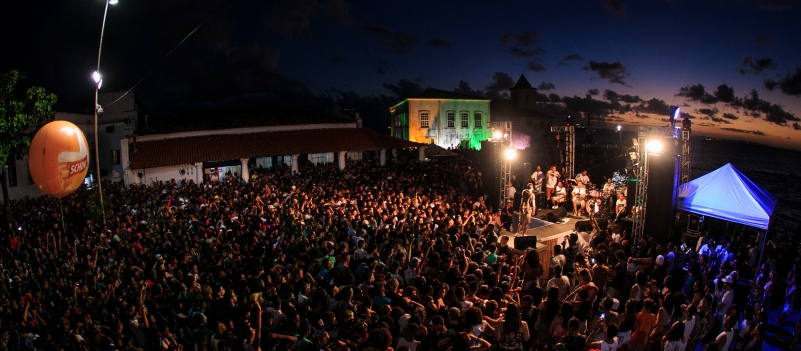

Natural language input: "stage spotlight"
[492,130,502,140]
[670,106,681,126]
[504,148,517,160]
[647,139,664,155]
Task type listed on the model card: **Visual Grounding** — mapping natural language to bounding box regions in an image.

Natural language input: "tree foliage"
[0,70,57,203]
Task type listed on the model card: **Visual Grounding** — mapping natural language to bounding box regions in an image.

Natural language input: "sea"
[588,128,801,236]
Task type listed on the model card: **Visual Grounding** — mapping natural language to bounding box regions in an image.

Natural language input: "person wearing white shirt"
[505,182,517,204]
[717,276,735,323]
[551,181,566,209]
[615,193,627,221]
[531,166,544,193]
[575,170,590,185]
[546,166,560,201]
[572,182,587,216]
[603,178,616,194]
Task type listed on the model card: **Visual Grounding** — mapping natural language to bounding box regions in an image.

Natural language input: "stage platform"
[498,207,591,274]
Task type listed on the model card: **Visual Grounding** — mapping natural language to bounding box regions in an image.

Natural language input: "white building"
[390,89,491,149]
[122,108,425,186]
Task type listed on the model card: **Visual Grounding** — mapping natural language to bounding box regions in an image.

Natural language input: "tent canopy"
[677,163,777,229]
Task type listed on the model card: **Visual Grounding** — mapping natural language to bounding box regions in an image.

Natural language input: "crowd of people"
[0,151,788,351]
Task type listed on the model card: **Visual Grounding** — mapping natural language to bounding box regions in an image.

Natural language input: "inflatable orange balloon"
[28,120,90,198]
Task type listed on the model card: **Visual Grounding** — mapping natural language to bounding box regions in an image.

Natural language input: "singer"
[517,183,536,237]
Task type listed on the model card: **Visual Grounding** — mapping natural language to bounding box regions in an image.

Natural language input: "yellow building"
[390,89,491,149]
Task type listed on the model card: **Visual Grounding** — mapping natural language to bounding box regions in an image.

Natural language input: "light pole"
[616,124,622,147]
[92,0,118,225]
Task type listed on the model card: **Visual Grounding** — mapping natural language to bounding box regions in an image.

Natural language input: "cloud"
[510,47,547,57]
[734,89,801,125]
[499,30,546,58]
[738,57,777,74]
[558,54,583,66]
[484,72,515,99]
[362,25,418,55]
[676,84,718,104]
[763,68,801,96]
[536,92,551,102]
[430,38,451,49]
[602,89,642,104]
[681,112,697,119]
[714,84,735,103]
[526,61,546,72]
[721,128,765,136]
[603,0,627,20]
[265,0,352,37]
[584,60,631,85]
[588,89,600,96]
[453,81,485,97]
[548,93,562,102]
[538,82,556,91]
[698,108,717,117]
[382,78,424,99]
[639,98,672,116]
[794,122,801,130]
[365,51,390,74]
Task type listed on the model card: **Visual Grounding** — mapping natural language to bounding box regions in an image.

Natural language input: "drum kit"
[567,178,619,218]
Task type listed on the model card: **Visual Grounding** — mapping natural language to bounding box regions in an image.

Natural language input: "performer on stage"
[531,166,544,193]
[575,169,590,185]
[517,183,536,237]
[615,193,627,222]
[546,166,560,201]
[572,182,587,217]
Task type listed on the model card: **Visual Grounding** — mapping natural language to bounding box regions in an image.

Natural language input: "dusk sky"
[2,0,800,148]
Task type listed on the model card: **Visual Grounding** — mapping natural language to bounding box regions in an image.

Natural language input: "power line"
[103,0,232,108]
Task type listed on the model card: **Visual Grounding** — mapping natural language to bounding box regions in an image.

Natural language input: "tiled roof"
[129,128,424,169]
[139,108,351,136]
[407,88,488,100]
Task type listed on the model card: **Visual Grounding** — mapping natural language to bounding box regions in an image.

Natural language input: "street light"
[492,130,502,140]
[92,0,118,225]
[616,124,622,148]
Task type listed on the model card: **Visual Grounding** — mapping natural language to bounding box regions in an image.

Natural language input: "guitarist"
[517,183,536,237]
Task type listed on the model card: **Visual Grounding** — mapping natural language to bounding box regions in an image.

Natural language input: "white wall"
[407,99,490,149]
[1,155,44,204]
[134,164,198,186]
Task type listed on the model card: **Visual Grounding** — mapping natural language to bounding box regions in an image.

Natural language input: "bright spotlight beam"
[647,139,664,154]
[504,148,517,160]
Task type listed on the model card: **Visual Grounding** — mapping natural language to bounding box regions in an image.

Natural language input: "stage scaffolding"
[550,125,575,181]
[489,121,513,209]
[632,125,682,243]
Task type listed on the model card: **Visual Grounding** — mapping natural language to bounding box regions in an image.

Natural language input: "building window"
[474,112,482,128]
[461,112,469,128]
[7,155,17,187]
[308,152,334,165]
[111,150,120,165]
[447,111,455,128]
[420,111,429,128]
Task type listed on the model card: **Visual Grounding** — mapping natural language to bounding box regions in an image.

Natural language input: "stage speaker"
[626,179,636,216]
[510,211,519,230]
[514,236,539,250]
[644,153,680,243]
[576,220,593,232]
[547,207,567,222]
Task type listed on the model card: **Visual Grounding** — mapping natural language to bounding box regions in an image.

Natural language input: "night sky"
[2,0,800,148]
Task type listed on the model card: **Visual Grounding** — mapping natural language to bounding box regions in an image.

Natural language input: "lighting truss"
[632,126,649,243]
[681,130,691,184]
[550,125,575,181]
[489,121,514,208]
